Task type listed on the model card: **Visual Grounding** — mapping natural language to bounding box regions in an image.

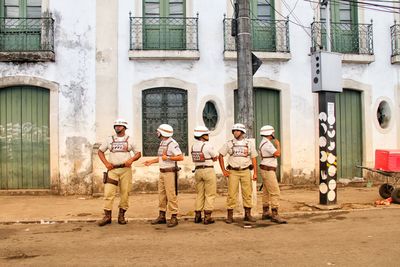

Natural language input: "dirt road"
[0,208,399,266]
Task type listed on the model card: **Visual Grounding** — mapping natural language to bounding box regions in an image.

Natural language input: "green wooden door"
[143,0,185,50]
[251,0,276,51]
[336,89,362,179]
[0,86,50,189]
[320,1,358,53]
[234,88,281,181]
[0,0,42,51]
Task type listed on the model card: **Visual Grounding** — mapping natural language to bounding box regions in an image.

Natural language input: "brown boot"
[203,210,215,225]
[151,210,167,225]
[97,210,112,226]
[271,208,287,224]
[244,207,256,222]
[118,208,127,225]
[262,206,272,220]
[194,211,202,223]
[225,209,234,224]
[167,214,178,227]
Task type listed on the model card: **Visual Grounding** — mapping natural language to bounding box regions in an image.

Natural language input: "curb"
[1,205,399,225]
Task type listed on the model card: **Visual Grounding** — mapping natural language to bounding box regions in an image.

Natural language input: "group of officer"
[97,119,286,228]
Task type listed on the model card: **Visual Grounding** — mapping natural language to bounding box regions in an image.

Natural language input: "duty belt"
[259,164,277,171]
[160,167,178,173]
[112,164,126,169]
[195,165,214,170]
[227,165,250,171]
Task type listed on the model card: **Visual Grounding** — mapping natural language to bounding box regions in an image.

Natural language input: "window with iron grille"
[142,88,188,156]
[202,101,218,131]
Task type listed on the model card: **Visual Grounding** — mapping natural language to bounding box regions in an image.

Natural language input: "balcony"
[129,14,199,60]
[223,17,291,61]
[311,21,374,64]
[0,17,55,62]
[390,23,400,64]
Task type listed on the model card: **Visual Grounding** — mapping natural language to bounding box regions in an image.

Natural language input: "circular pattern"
[328,116,335,125]
[321,170,327,180]
[328,130,336,138]
[320,151,327,162]
[319,183,328,194]
[327,190,336,201]
[376,100,391,129]
[328,141,335,151]
[319,112,327,122]
[328,179,337,190]
[321,123,327,134]
[319,136,327,147]
[327,153,336,164]
[328,165,337,176]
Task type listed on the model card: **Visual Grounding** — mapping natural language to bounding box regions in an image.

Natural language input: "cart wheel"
[391,188,400,204]
[379,183,394,199]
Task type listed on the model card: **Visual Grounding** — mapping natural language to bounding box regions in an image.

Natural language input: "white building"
[0,0,399,194]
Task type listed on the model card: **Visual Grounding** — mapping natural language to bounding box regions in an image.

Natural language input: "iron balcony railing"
[224,17,290,53]
[390,23,400,57]
[129,14,199,51]
[0,17,54,52]
[311,21,373,55]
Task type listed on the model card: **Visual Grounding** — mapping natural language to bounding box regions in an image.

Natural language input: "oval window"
[376,100,391,129]
[202,101,218,130]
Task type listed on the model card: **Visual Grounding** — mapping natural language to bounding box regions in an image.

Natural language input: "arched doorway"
[0,86,50,189]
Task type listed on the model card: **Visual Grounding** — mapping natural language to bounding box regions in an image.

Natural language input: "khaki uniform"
[259,137,280,209]
[191,140,218,211]
[99,135,138,211]
[219,138,258,209]
[157,138,182,215]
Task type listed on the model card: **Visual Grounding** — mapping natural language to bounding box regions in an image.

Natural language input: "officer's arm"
[98,150,113,170]
[168,154,184,161]
[251,157,258,180]
[273,139,281,158]
[218,154,230,177]
[144,157,159,166]
[125,152,142,167]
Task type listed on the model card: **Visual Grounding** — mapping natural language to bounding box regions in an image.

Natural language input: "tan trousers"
[260,169,281,209]
[103,167,132,211]
[227,169,252,209]
[194,168,217,211]
[158,172,178,215]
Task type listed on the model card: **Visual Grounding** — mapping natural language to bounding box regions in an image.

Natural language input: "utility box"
[311,51,342,93]
[375,149,400,172]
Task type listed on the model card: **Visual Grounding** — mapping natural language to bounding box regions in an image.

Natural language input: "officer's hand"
[106,163,114,170]
[144,160,152,166]
[124,160,133,168]
[274,139,280,146]
[222,170,230,177]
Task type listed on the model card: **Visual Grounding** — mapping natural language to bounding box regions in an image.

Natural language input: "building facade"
[1,0,400,194]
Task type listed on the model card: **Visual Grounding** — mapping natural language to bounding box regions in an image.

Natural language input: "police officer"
[259,125,287,224]
[191,126,218,224]
[97,119,141,226]
[144,124,184,227]
[218,123,258,223]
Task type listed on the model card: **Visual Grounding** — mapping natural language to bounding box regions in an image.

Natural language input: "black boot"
[225,209,234,224]
[204,210,215,225]
[118,208,127,225]
[194,211,202,223]
[244,207,256,222]
[262,205,272,220]
[151,211,167,225]
[271,208,287,224]
[167,214,178,227]
[97,210,112,226]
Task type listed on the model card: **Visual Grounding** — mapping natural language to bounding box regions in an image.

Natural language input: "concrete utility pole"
[236,0,254,138]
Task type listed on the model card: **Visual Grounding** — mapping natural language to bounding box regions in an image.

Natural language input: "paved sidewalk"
[0,185,398,224]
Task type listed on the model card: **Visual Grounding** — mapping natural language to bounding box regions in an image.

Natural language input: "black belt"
[112,164,126,169]
[195,166,214,170]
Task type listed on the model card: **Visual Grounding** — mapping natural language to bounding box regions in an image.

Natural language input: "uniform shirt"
[191,140,218,167]
[219,138,258,168]
[158,137,182,169]
[259,137,278,168]
[99,135,138,165]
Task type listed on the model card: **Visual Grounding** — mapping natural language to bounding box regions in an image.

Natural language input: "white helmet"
[232,123,246,134]
[260,125,274,136]
[113,118,128,129]
[194,126,210,137]
[157,124,173,137]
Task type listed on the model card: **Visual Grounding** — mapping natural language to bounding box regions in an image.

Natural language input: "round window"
[202,101,218,130]
[376,100,391,129]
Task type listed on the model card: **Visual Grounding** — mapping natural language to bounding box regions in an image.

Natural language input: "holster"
[103,171,118,186]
